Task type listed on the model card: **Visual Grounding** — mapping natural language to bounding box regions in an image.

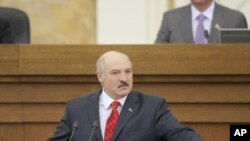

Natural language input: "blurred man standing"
[155,0,248,44]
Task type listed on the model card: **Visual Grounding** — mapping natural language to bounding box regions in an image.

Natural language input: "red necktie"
[104,101,120,141]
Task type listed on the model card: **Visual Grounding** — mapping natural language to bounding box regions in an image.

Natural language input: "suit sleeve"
[154,99,204,141]
[47,102,72,141]
[154,12,171,44]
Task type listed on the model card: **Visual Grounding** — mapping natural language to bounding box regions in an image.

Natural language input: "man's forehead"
[104,54,132,67]
[109,66,132,71]
[107,63,132,71]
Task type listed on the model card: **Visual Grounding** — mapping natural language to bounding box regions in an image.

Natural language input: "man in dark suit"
[155,0,248,44]
[0,17,12,43]
[48,51,204,141]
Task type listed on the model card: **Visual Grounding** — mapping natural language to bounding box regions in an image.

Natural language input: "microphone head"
[92,120,99,128]
[204,30,209,39]
[73,121,79,128]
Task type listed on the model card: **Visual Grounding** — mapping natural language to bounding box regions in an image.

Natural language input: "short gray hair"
[96,51,131,73]
[96,53,106,73]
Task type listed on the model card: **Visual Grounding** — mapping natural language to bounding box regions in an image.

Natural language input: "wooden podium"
[1,44,250,141]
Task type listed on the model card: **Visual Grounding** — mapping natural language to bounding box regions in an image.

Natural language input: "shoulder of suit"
[216,3,245,16]
[131,91,165,102]
[164,4,190,15]
[163,4,191,19]
[67,91,100,103]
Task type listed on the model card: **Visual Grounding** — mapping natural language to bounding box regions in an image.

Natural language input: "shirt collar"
[191,1,215,21]
[99,89,127,110]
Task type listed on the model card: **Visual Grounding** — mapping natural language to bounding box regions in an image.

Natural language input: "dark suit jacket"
[155,3,248,43]
[48,91,204,141]
[0,18,12,43]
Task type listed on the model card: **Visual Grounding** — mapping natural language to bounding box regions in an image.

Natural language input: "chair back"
[0,7,30,43]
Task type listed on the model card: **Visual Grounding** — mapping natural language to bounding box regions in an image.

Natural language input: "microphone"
[204,30,209,43]
[69,121,79,141]
[88,120,99,141]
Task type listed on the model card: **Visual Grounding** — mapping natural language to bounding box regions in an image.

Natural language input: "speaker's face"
[97,52,133,100]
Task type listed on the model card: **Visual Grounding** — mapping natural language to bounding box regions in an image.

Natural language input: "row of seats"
[0,7,30,43]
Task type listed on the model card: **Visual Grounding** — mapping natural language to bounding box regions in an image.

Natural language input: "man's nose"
[120,72,128,81]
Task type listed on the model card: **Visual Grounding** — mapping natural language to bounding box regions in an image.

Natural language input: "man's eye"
[111,71,119,75]
[125,70,131,73]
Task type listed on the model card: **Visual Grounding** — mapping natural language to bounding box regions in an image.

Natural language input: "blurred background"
[1,0,249,44]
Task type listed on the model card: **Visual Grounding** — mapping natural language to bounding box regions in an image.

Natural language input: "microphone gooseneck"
[88,120,99,141]
[69,121,79,141]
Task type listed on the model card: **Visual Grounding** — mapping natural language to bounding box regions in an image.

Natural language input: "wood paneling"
[25,123,57,141]
[0,46,19,75]
[134,83,250,103]
[0,104,23,122]
[22,104,64,122]
[16,44,250,75]
[186,123,229,141]
[0,124,24,141]
[1,44,250,141]
[21,83,99,103]
[0,84,22,103]
[169,103,250,123]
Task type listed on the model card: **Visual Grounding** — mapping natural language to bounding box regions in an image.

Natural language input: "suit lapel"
[87,92,103,141]
[180,5,194,43]
[210,3,224,43]
[112,91,139,141]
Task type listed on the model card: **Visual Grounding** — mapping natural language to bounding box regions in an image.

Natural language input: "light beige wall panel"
[0,0,96,44]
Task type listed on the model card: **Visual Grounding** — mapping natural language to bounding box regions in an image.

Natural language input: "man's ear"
[97,71,103,83]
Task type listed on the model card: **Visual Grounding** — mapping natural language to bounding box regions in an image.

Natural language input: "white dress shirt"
[191,1,215,40]
[99,89,127,138]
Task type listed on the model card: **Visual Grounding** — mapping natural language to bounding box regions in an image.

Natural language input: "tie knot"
[197,14,206,22]
[111,101,120,109]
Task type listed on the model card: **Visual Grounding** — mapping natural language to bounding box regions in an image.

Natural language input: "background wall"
[0,0,96,44]
[0,0,249,44]
[96,0,166,44]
